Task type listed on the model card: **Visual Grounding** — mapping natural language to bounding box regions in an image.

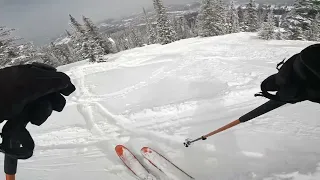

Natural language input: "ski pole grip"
[4,155,17,175]
[239,100,286,123]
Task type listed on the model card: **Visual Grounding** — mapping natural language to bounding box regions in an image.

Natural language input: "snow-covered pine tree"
[292,26,305,40]
[197,0,214,37]
[84,45,95,62]
[257,4,268,25]
[237,6,247,31]
[153,0,177,44]
[129,26,143,48]
[258,11,276,40]
[110,30,130,51]
[173,17,184,40]
[189,17,198,37]
[69,14,86,35]
[68,14,90,61]
[66,30,72,37]
[281,0,320,40]
[123,30,132,49]
[82,16,112,55]
[39,46,60,67]
[180,16,192,38]
[215,0,227,34]
[281,9,304,40]
[245,0,259,32]
[143,8,157,44]
[197,0,225,37]
[275,27,283,40]
[121,37,130,50]
[50,42,73,65]
[14,42,40,65]
[307,13,320,41]
[0,26,43,66]
[0,26,20,66]
[82,16,99,36]
[227,1,240,33]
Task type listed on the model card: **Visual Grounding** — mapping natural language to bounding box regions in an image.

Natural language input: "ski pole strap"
[239,100,287,123]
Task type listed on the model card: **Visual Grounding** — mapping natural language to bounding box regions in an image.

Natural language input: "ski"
[115,145,157,180]
[141,147,195,179]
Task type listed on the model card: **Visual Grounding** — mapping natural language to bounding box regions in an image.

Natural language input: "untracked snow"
[1,32,320,180]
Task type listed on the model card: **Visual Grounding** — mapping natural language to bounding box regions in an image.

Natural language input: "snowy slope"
[2,32,320,180]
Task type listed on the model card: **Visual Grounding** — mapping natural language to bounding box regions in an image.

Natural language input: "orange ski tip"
[141,147,152,153]
[115,145,124,156]
[141,147,149,153]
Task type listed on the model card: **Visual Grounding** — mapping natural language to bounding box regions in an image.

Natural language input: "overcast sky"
[0,0,196,45]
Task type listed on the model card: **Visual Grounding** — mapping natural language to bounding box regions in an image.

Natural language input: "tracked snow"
[1,32,320,180]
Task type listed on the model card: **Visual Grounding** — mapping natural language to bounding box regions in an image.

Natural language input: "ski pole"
[3,108,32,180]
[184,100,286,147]
[5,155,17,180]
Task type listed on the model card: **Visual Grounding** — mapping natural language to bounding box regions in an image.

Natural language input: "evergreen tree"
[281,0,320,40]
[307,13,320,41]
[0,26,20,66]
[245,0,259,32]
[50,42,72,64]
[39,46,60,67]
[237,6,247,31]
[69,14,85,34]
[180,16,192,38]
[281,8,304,40]
[215,0,227,34]
[68,14,90,61]
[258,11,276,40]
[291,25,304,40]
[227,1,240,33]
[0,26,42,66]
[173,17,184,40]
[129,26,143,48]
[82,16,112,55]
[153,0,177,44]
[197,0,225,37]
[66,30,72,37]
[143,8,157,44]
[275,27,283,40]
[258,8,268,24]
[190,17,200,37]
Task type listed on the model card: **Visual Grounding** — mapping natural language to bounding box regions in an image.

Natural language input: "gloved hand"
[0,62,75,121]
[255,44,320,104]
[0,62,76,159]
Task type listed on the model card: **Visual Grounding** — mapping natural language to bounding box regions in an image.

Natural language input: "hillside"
[96,1,293,36]
[3,32,320,180]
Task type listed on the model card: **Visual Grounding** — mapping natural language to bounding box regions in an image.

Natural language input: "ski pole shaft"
[3,109,32,180]
[203,119,240,138]
[5,174,15,180]
[205,100,286,138]
[239,100,286,123]
[185,100,287,146]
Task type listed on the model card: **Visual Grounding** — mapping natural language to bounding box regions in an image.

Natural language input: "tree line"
[1,0,319,68]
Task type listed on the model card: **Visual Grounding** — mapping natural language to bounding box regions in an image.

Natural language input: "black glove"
[255,44,320,104]
[0,62,76,159]
[0,62,75,121]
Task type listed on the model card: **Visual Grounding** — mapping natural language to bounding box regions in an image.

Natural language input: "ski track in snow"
[6,33,320,180]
